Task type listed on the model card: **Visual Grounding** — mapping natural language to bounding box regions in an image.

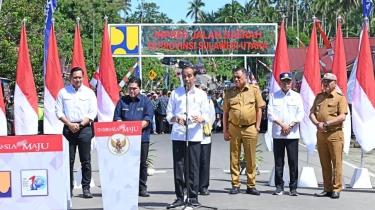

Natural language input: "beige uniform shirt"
[222,84,265,126]
[310,89,348,131]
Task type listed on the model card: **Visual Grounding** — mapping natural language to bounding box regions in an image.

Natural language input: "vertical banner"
[0,135,69,210]
[94,121,142,210]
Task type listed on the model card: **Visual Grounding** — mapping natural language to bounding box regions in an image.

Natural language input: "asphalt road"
[71,133,375,210]
[161,62,216,91]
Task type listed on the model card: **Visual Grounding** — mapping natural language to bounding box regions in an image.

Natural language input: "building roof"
[288,37,375,71]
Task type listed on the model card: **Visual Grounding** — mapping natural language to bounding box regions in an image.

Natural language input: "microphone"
[184,83,190,93]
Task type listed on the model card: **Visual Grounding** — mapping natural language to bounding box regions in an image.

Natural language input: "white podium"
[94,121,142,210]
[0,135,69,210]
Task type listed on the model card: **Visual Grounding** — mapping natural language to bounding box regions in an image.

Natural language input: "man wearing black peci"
[55,67,97,198]
[166,66,210,208]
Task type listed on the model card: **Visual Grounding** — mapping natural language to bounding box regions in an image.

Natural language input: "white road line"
[298,142,375,178]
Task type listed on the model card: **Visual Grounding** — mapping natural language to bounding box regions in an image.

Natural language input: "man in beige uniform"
[222,67,265,195]
[309,73,348,199]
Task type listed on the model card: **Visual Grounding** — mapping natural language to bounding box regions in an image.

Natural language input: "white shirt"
[166,87,210,142]
[267,89,304,139]
[55,84,97,122]
[202,97,216,144]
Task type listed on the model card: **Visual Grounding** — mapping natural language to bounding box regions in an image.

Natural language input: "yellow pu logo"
[110,25,139,55]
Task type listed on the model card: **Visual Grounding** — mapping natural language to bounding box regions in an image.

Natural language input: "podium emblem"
[108,134,130,156]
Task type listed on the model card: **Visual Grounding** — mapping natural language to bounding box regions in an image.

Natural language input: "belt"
[324,128,342,132]
[230,122,255,128]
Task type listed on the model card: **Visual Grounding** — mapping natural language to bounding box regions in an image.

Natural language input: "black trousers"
[199,143,212,190]
[172,141,201,200]
[273,138,299,190]
[63,125,93,190]
[7,120,13,135]
[139,142,149,191]
[157,114,166,133]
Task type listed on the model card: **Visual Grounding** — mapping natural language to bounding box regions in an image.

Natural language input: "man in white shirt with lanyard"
[166,66,210,208]
[55,67,97,198]
[194,79,216,196]
[267,72,304,196]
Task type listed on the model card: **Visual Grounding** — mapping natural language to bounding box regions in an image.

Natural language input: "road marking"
[223,170,270,174]
[298,142,375,178]
[154,170,167,174]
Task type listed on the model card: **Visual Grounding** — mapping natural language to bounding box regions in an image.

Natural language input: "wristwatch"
[323,122,328,127]
[289,124,294,128]
[79,123,84,129]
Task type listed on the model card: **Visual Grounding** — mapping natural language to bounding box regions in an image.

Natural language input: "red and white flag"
[89,67,99,88]
[14,22,38,135]
[72,22,90,87]
[44,24,64,134]
[250,72,259,87]
[0,82,7,136]
[97,18,119,122]
[352,23,375,152]
[118,60,139,89]
[265,18,290,151]
[152,76,166,90]
[331,20,351,154]
[299,21,321,154]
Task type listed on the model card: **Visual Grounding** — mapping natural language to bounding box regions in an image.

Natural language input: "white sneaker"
[289,190,299,196]
[272,188,283,195]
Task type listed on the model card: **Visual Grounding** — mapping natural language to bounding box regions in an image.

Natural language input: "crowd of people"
[133,82,228,137]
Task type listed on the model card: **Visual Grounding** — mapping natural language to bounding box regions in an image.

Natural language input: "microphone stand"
[182,84,191,209]
[181,84,217,210]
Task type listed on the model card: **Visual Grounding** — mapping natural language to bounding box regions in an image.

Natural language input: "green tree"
[216,0,244,23]
[186,0,206,23]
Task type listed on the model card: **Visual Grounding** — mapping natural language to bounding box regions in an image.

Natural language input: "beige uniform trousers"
[229,123,258,188]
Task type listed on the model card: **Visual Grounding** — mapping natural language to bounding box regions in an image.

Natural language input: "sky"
[130,0,249,23]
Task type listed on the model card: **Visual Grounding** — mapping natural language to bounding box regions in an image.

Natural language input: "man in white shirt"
[166,66,210,208]
[55,67,97,198]
[267,72,304,196]
[194,79,216,196]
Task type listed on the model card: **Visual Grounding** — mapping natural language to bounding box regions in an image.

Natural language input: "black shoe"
[272,188,283,195]
[71,189,73,198]
[82,188,93,198]
[166,198,184,209]
[330,191,340,199]
[246,188,260,195]
[314,191,332,197]
[186,198,201,207]
[199,188,210,195]
[229,186,240,194]
[139,190,150,197]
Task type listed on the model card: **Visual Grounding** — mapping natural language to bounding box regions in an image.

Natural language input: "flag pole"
[305,15,318,168]
[360,149,364,168]
[244,56,247,72]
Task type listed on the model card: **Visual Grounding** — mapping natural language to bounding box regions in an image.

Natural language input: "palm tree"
[157,12,172,23]
[203,10,216,23]
[216,0,244,23]
[118,0,132,21]
[186,0,206,23]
